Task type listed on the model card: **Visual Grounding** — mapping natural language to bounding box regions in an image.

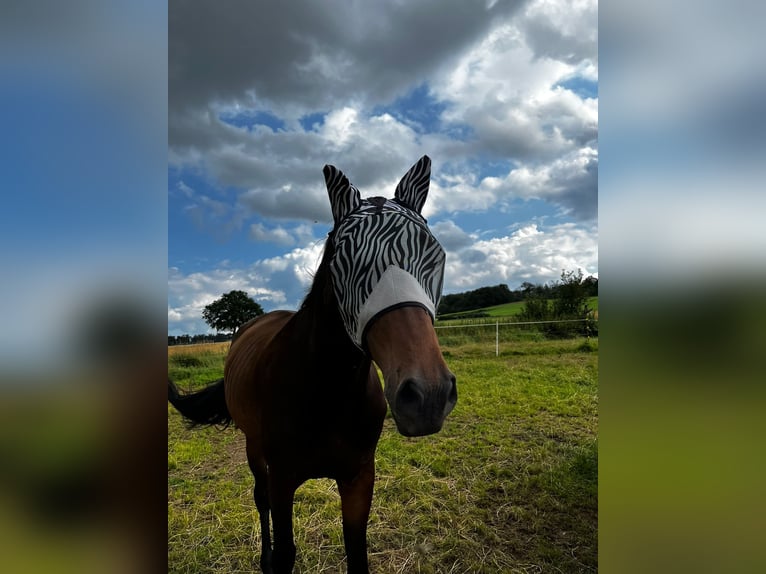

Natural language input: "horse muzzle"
[365,305,457,437]
[390,371,457,437]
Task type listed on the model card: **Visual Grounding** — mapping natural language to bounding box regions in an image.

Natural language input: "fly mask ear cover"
[323,156,446,349]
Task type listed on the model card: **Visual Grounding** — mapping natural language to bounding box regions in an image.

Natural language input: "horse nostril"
[448,375,457,404]
[397,379,424,409]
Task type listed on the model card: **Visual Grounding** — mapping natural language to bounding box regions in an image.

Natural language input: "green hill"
[437,296,598,322]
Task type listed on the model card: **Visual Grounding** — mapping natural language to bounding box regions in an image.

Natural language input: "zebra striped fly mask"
[322,155,446,349]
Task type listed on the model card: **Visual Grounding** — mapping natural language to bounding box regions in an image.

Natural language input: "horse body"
[226,306,387,476]
[169,156,456,573]
[223,302,386,572]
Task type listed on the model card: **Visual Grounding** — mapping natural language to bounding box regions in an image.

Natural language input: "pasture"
[168,331,597,573]
[436,296,598,321]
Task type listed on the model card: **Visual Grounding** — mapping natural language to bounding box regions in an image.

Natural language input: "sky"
[168,0,598,336]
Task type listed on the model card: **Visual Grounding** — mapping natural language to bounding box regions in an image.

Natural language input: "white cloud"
[176,180,194,198]
[168,265,287,334]
[444,222,598,291]
[249,223,296,246]
[322,107,359,146]
[431,220,476,251]
[520,0,598,65]
[169,219,597,334]
[427,173,499,217]
[433,20,596,162]
[168,241,327,335]
[502,145,598,219]
[426,145,597,221]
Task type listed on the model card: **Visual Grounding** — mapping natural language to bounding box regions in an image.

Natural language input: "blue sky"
[168,0,598,335]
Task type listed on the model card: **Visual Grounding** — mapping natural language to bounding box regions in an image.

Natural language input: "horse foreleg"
[337,459,375,574]
[267,471,298,574]
[246,445,273,573]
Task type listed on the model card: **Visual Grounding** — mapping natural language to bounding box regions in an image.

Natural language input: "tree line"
[168,332,233,346]
[436,272,597,317]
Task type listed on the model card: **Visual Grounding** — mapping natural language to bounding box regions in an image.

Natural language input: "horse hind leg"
[246,442,273,573]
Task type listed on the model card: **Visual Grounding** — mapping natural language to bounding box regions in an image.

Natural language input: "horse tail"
[168,378,233,428]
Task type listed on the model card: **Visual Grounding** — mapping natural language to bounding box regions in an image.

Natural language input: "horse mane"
[300,234,336,312]
[296,233,366,363]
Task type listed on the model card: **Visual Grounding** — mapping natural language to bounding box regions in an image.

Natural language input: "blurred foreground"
[599,283,766,573]
[0,299,167,574]
[1,3,167,572]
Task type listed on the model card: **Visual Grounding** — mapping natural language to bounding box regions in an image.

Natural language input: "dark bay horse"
[168,155,457,573]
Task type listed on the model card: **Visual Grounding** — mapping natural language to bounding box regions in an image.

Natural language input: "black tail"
[168,378,233,428]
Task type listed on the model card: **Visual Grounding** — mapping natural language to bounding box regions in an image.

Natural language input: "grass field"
[168,332,598,573]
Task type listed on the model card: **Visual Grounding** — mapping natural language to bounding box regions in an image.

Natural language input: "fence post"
[496,320,499,357]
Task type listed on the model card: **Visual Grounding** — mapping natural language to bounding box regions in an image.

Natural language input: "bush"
[519,269,597,339]
[170,354,204,368]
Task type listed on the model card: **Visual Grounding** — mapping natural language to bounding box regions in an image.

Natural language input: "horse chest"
[260,378,385,480]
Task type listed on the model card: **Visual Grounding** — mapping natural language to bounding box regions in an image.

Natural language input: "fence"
[434,318,596,356]
[169,319,597,354]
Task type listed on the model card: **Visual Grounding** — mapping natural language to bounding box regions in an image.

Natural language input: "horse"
[168,155,457,573]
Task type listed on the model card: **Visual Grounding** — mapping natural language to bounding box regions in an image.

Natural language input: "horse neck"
[292,240,369,378]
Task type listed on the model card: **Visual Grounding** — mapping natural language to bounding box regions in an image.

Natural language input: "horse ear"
[323,165,361,224]
[394,155,431,214]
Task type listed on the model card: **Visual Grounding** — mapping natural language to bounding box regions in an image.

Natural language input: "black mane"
[299,235,336,312]
[296,234,366,363]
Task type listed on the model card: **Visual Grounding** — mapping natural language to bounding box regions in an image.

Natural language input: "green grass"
[437,296,598,324]
[168,336,598,573]
[436,300,526,321]
[168,343,229,388]
[587,296,598,313]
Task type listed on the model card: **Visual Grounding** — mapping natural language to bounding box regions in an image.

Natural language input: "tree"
[553,269,587,318]
[202,290,264,334]
[519,269,597,338]
[582,275,598,296]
